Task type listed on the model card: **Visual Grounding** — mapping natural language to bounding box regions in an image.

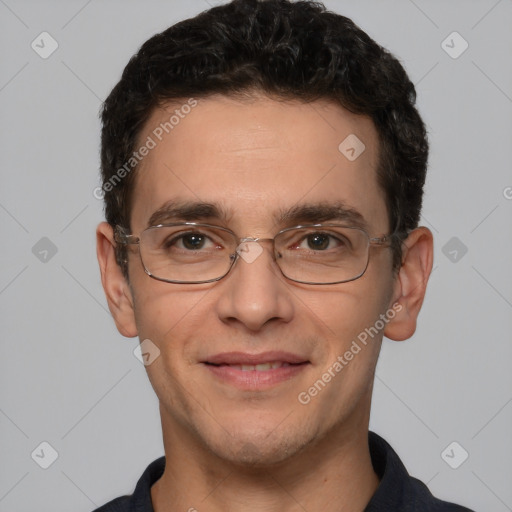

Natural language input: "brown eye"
[164,232,214,251]
[306,234,330,250]
[180,233,207,250]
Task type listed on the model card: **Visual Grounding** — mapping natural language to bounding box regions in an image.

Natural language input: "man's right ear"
[96,222,138,338]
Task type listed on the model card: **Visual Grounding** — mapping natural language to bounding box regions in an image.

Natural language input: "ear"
[96,222,138,338]
[384,227,434,341]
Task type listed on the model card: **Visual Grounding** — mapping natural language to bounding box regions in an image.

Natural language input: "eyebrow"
[146,200,369,231]
[147,200,228,228]
[276,202,369,231]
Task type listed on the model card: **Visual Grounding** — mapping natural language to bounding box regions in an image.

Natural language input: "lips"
[204,351,308,366]
[226,361,290,371]
[202,351,310,389]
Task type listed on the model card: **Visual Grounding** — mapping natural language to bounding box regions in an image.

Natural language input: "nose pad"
[235,240,265,265]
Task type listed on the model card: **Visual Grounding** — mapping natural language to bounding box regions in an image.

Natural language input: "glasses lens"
[138,224,371,285]
[140,225,236,283]
[275,226,369,284]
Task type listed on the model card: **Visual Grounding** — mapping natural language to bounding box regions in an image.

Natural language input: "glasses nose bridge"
[238,236,275,245]
[233,236,280,271]
[235,236,278,256]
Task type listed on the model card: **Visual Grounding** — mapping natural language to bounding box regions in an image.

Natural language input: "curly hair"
[100,0,428,276]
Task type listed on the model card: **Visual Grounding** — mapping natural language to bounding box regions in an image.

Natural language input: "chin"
[217,438,305,467]
[201,417,317,468]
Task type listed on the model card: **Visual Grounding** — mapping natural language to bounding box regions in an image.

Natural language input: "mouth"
[208,361,297,371]
[202,351,310,389]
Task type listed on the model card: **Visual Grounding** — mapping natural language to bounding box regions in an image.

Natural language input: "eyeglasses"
[114,222,395,285]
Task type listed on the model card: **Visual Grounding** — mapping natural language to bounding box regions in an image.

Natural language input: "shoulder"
[92,495,131,512]
[90,456,166,512]
[406,475,475,511]
[367,432,475,512]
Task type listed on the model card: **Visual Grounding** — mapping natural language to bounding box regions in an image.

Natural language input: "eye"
[296,232,346,251]
[303,233,330,250]
[166,232,216,251]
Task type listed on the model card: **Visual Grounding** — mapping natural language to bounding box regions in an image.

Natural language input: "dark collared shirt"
[93,431,475,511]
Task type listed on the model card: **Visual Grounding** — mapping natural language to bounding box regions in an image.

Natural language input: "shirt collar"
[124,431,469,512]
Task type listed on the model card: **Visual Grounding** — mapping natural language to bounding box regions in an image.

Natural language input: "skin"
[97,94,433,511]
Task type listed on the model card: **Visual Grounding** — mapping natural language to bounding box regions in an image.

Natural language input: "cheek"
[298,282,391,420]
[130,278,211,355]
[131,287,212,401]
[313,284,391,346]
[301,255,395,375]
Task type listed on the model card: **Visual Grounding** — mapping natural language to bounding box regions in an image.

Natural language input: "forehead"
[130,94,387,234]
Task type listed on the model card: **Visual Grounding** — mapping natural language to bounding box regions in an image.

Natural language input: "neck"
[151,409,379,512]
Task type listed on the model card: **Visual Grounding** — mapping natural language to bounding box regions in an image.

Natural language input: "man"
[94,0,474,510]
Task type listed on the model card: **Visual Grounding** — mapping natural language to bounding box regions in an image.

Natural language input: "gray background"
[1,0,511,511]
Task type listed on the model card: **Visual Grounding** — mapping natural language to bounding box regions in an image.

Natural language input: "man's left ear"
[384,227,434,341]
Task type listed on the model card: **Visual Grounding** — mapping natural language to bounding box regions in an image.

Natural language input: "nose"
[214,240,295,332]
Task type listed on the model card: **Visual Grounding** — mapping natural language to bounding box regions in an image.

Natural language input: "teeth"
[228,362,290,371]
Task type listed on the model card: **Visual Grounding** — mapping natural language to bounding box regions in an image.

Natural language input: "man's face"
[126,95,397,465]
